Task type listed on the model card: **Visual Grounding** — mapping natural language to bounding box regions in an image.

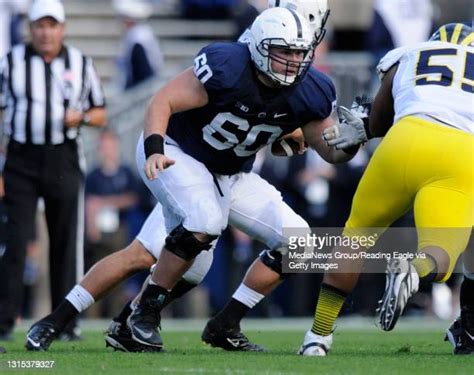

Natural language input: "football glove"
[350,94,372,119]
[322,95,372,150]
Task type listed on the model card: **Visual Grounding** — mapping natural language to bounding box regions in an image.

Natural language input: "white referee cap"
[29,0,66,23]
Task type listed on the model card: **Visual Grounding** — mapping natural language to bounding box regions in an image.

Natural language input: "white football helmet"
[268,0,330,45]
[248,7,315,86]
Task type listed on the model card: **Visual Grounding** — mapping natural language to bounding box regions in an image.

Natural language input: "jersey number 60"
[194,53,213,84]
[203,113,283,157]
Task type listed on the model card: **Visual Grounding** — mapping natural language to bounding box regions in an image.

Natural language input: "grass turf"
[0,322,472,374]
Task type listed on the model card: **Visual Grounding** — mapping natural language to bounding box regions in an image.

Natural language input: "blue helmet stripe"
[287,9,303,38]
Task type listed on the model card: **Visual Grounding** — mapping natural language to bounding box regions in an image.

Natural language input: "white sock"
[232,283,264,308]
[66,285,95,313]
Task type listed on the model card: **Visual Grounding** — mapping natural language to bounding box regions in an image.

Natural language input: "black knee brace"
[165,224,217,261]
[259,249,289,279]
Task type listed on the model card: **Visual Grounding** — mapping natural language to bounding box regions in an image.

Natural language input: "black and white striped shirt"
[0,43,105,145]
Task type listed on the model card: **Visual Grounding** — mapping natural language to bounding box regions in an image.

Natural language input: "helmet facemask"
[249,7,315,86]
[257,39,314,85]
[311,8,330,46]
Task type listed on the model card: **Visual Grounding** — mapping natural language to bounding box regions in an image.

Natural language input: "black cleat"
[105,320,163,353]
[445,317,474,355]
[201,320,266,352]
[0,346,6,354]
[127,300,164,349]
[25,321,60,351]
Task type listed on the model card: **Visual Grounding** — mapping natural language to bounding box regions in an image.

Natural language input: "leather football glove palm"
[322,95,372,150]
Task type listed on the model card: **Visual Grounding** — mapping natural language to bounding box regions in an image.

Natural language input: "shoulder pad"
[376,47,409,80]
[193,42,249,91]
[237,29,252,44]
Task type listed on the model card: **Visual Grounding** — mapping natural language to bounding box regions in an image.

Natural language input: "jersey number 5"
[415,48,473,93]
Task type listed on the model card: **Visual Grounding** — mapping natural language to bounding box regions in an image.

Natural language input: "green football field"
[1,318,472,374]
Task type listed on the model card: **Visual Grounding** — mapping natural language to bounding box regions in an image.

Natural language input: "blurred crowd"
[0,0,470,324]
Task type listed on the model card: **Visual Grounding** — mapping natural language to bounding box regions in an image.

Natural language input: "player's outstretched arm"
[302,115,358,164]
[143,68,209,179]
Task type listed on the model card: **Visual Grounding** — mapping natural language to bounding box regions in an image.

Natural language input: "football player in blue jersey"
[118,0,332,353]
[24,0,339,354]
[201,0,332,352]
[126,7,359,351]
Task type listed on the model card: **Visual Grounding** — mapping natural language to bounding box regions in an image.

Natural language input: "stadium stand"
[63,0,237,83]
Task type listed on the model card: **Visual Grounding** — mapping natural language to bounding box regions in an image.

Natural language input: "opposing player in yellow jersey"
[299,22,474,356]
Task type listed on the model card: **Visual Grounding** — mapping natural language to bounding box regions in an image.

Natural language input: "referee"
[0,0,106,339]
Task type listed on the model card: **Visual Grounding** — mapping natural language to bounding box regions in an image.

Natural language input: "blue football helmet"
[429,23,474,47]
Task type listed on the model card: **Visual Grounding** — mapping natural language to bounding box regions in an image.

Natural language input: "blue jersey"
[167,42,336,175]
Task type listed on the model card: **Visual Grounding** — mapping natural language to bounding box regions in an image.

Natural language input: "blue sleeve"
[289,69,336,121]
[193,43,247,92]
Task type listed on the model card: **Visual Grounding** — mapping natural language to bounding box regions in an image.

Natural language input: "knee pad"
[165,224,217,261]
[259,249,290,279]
